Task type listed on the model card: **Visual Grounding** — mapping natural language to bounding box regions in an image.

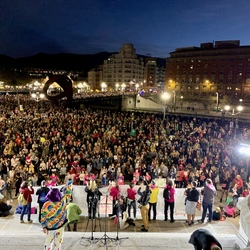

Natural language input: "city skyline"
[1,0,250,58]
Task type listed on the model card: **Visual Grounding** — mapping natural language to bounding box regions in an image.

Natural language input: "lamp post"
[161,92,170,120]
[180,96,183,110]
[101,82,107,92]
[121,83,126,92]
[216,92,219,112]
[115,83,119,91]
[135,83,139,93]
[31,92,45,111]
[224,104,243,138]
[173,91,176,111]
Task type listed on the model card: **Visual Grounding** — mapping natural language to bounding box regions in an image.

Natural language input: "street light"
[224,105,243,116]
[161,92,170,120]
[224,104,243,137]
[31,92,45,111]
[180,96,183,110]
[115,83,119,91]
[121,83,126,91]
[135,83,139,92]
[31,92,45,102]
[173,91,176,110]
[101,82,107,92]
[216,92,219,111]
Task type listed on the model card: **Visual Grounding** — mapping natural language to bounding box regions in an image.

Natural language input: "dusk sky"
[1,0,250,58]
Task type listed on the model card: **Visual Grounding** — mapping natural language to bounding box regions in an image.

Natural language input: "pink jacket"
[164,185,175,202]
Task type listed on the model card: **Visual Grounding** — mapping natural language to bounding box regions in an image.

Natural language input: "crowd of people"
[0,95,249,236]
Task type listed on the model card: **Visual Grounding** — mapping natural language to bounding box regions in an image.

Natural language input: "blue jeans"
[128,200,136,218]
[20,202,31,221]
[201,201,213,222]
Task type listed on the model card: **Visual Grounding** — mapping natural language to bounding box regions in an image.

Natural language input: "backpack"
[18,193,28,205]
[38,191,48,203]
[163,188,170,200]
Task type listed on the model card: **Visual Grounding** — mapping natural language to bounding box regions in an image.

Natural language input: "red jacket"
[19,186,34,203]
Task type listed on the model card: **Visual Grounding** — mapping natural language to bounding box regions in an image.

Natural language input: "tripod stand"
[81,197,101,248]
[98,195,117,248]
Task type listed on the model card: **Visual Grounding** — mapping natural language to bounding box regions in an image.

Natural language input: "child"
[117,172,124,185]
[224,202,236,218]
[212,207,221,221]
[101,173,109,187]
[225,192,233,205]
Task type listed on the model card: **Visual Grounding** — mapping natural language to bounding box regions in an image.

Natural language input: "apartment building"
[165,40,250,103]
[102,43,145,91]
[88,43,165,92]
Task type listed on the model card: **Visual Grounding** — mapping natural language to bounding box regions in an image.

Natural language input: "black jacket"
[189,229,222,250]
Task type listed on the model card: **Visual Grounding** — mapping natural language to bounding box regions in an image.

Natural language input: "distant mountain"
[0,52,166,76]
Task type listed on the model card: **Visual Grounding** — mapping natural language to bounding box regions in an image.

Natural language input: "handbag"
[196,201,201,211]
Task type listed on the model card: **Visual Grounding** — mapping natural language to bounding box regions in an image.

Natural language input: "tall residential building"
[165,40,250,102]
[102,43,145,90]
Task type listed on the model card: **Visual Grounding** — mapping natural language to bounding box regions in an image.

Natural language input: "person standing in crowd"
[189,228,222,250]
[85,179,102,219]
[200,178,217,223]
[148,180,159,221]
[19,181,34,223]
[108,180,120,218]
[126,182,137,220]
[40,180,73,250]
[233,174,243,196]
[164,179,176,223]
[137,181,151,232]
[15,173,22,198]
[66,200,82,231]
[36,180,50,222]
[220,168,231,202]
[185,181,200,226]
[6,176,13,203]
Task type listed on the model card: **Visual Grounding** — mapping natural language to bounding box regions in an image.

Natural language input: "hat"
[215,207,221,213]
[46,188,62,202]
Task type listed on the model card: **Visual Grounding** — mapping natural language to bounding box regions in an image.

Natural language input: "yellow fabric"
[149,187,159,203]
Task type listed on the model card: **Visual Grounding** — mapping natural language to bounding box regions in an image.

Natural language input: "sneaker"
[170,220,175,223]
[27,220,33,224]
[20,220,24,223]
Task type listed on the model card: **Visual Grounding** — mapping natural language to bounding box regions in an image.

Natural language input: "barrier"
[30,185,202,220]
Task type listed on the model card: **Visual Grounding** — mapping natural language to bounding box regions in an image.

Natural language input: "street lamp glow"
[224,105,230,111]
[121,83,126,91]
[237,105,243,112]
[115,83,119,91]
[101,82,107,92]
[161,92,170,101]
[135,83,139,91]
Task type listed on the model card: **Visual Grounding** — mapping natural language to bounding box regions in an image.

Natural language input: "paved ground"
[0,185,241,250]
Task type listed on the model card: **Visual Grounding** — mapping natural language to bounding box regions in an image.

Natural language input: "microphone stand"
[114,199,129,248]
[81,195,101,248]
